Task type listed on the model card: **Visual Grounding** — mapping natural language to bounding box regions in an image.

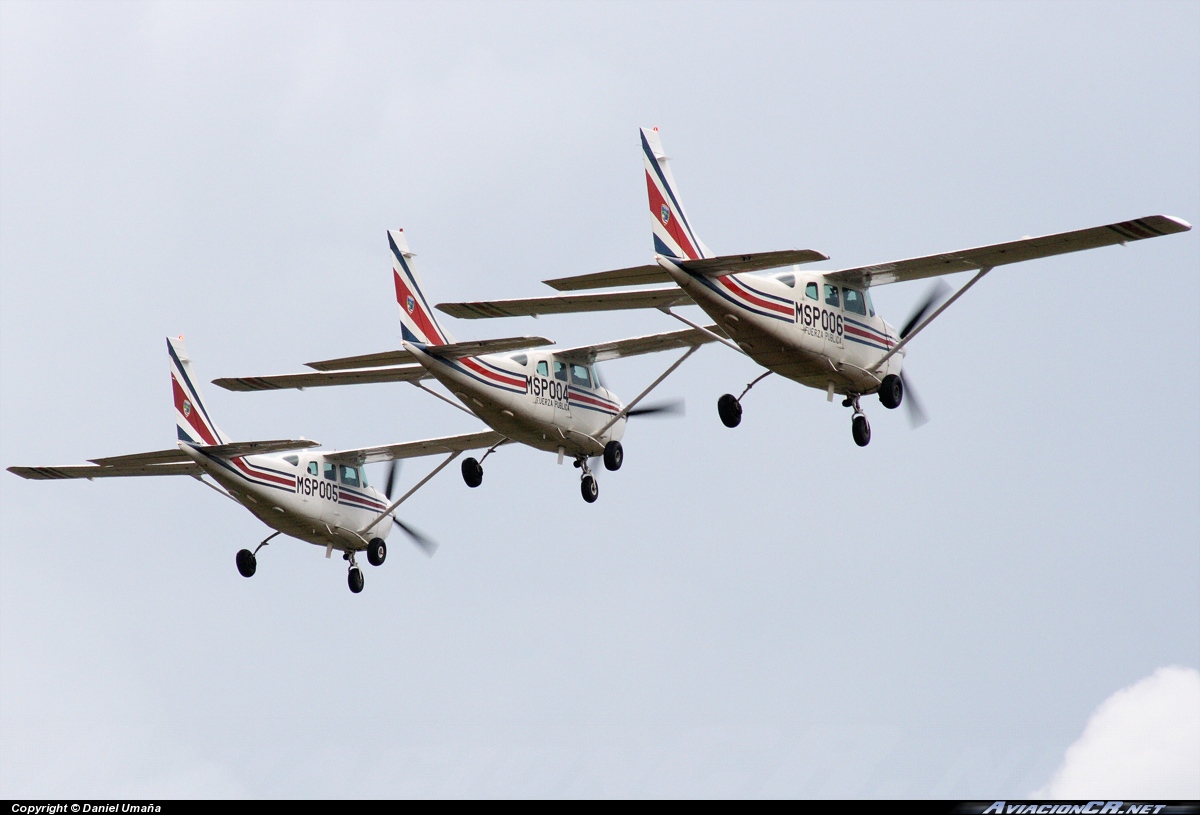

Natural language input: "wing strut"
[659,307,747,356]
[358,451,462,534]
[598,344,701,436]
[868,267,992,373]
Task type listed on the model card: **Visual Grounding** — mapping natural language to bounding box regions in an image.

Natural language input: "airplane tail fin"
[168,336,230,446]
[389,229,454,346]
[642,127,713,262]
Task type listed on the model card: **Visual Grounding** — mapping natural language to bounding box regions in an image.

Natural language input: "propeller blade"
[900,371,929,429]
[626,399,685,418]
[384,459,401,500]
[900,280,952,339]
[393,517,439,557]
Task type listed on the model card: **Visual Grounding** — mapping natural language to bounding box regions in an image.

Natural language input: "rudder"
[390,229,453,346]
[168,336,229,446]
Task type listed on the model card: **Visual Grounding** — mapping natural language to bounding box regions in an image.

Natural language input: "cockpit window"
[570,364,592,388]
[553,361,568,381]
[805,282,819,301]
[283,455,299,466]
[842,287,867,316]
[824,284,840,308]
[308,461,318,476]
[323,462,337,481]
[537,360,549,377]
[509,353,528,367]
[775,272,795,288]
[339,465,360,488]
[864,289,876,317]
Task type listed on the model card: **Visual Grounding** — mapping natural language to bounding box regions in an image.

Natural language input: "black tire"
[367,538,387,567]
[348,567,364,594]
[603,440,623,471]
[235,549,256,578]
[581,474,598,503]
[878,374,903,410]
[461,457,483,488]
[852,414,871,447]
[717,393,742,428]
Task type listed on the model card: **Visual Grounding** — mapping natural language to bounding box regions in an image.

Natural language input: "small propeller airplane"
[7,337,511,593]
[434,127,1193,446]
[214,229,722,503]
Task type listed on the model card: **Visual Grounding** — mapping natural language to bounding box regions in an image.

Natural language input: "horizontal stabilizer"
[827,215,1192,287]
[556,325,727,364]
[543,249,827,292]
[9,459,202,480]
[437,288,694,320]
[305,336,554,371]
[213,366,429,392]
[325,429,509,466]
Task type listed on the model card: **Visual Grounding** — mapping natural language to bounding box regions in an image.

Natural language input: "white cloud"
[1035,665,1200,799]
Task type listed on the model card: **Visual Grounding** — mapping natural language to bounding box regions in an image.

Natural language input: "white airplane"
[434,127,1192,446]
[8,337,511,593]
[214,230,722,503]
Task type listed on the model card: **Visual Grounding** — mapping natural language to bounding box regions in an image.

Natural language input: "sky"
[1,0,1197,799]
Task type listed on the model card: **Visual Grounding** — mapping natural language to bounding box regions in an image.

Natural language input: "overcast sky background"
[2,0,1197,798]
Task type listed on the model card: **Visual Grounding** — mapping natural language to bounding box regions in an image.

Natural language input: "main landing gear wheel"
[878,374,903,410]
[852,414,871,447]
[603,440,623,471]
[236,549,256,578]
[367,538,387,567]
[717,393,742,428]
[461,457,483,488]
[581,474,598,503]
[348,567,364,594]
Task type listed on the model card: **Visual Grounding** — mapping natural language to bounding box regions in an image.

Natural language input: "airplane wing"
[304,336,555,371]
[197,439,321,457]
[437,288,695,320]
[825,215,1192,288]
[542,249,828,292]
[324,429,509,466]
[554,326,727,364]
[212,366,430,392]
[9,448,203,480]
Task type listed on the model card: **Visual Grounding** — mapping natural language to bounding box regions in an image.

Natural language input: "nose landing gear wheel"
[603,440,623,471]
[236,549,256,578]
[348,567,364,593]
[852,414,871,447]
[461,457,483,488]
[878,374,903,410]
[367,538,387,567]
[717,394,742,428]
[581,474,598,503]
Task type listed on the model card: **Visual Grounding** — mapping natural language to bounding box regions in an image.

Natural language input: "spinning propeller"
[895,280,951,429]
[383,460,439,556]
[626,399,685,418]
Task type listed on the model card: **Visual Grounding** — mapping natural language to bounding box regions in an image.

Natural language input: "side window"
[283,455,299,466]
[553,361,568,381]
[864,289,876,317]
[570,364,592,388]
[842,287,867,316]
[805,282,819,301]
[323,462,337,481]
[509,353,527,367]
[536,360,549,377]
[775,272,795,288]
[307,461,318,476]
[824,284,840,308]
[339,465,360,488]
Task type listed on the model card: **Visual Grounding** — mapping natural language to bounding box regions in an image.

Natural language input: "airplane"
[213,229,723,503]
[7,336,512,593]
[432,126,1193,446]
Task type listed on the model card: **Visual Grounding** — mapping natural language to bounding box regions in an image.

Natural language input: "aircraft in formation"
[9,128,1191,593]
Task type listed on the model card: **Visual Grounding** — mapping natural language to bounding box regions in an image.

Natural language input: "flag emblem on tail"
[406,295,415,314]
[661,204,670,225]
[182,400,192,417]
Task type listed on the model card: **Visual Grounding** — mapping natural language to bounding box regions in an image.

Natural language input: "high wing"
[554,326,727,364]
[826,215,1192,288]
[213,366,429,392]
[437,287,694,320]
[195,439,321,457]
[543,249,828,292]
[9,449,202,480]
[324,429,509,466]
[304,336,555,372]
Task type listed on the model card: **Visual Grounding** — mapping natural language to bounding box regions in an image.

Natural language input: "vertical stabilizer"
[641,127,713,261]
[168,336,229,446]
[390,229,453,346]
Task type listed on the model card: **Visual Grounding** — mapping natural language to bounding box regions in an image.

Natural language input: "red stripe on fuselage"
[172,374,218,445]
[459,356,526,390]
[717,276,793,316]
[230,456,294,488]
[646,171,699,260]
[394,269,446,345]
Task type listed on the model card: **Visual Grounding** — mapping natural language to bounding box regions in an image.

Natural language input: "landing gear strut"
[575,456,599,503]
[235,531,279,578]
[842,394,871,447]
[343,549,364,593]
[718,372,772,428]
